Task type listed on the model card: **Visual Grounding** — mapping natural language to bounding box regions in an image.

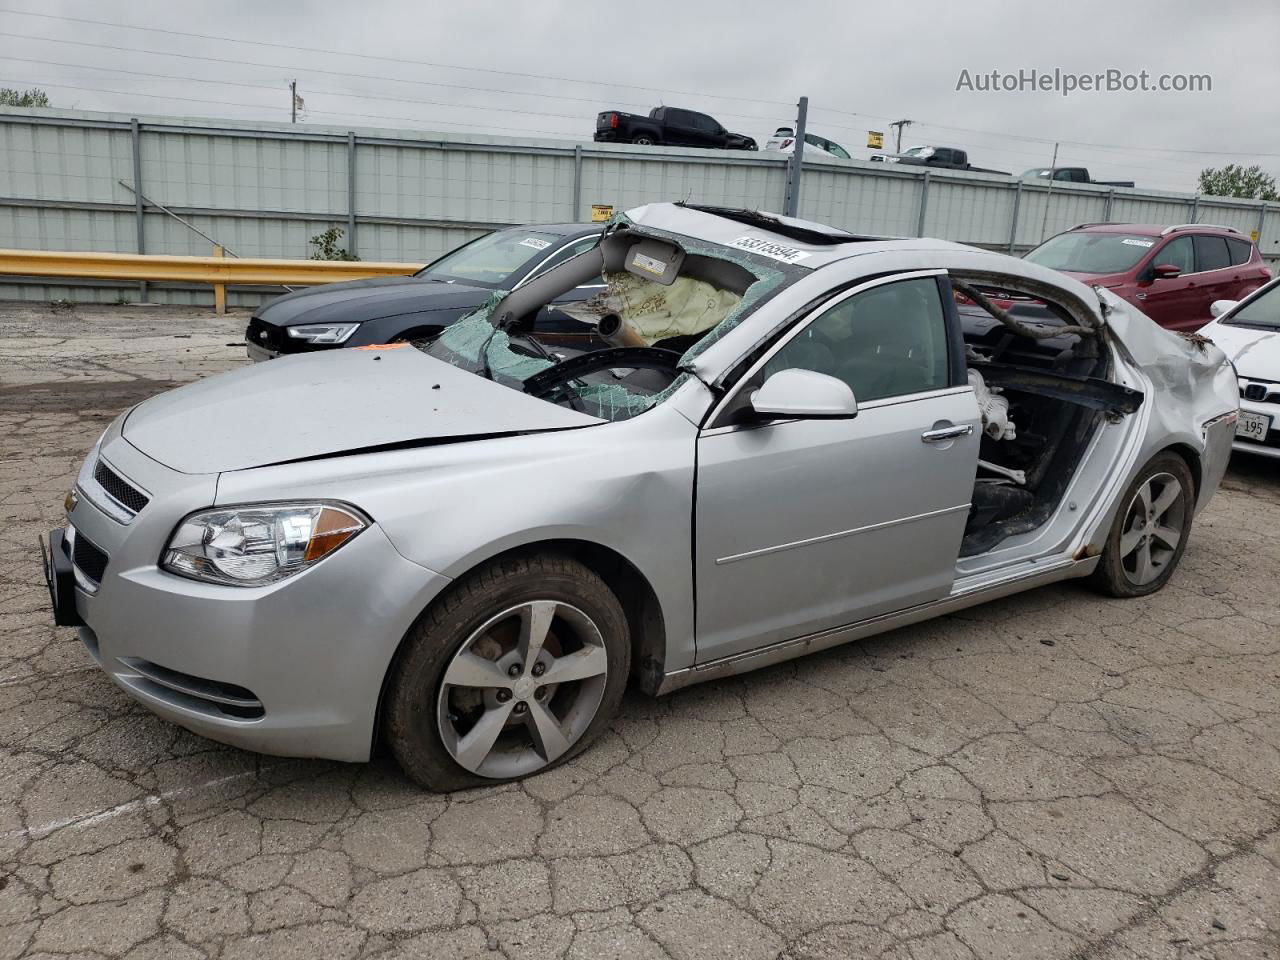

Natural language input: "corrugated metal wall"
[3,108,1278,306]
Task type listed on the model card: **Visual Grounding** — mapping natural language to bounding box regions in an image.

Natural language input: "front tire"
[1087,451,1195,598]
[384,552,629,791]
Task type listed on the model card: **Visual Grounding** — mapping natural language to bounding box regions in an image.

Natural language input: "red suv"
[1025,223,1272,330]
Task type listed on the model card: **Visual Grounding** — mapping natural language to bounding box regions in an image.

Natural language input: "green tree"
[1198,163,1279,201]
[0,87,50,107]
[308,227,359,261]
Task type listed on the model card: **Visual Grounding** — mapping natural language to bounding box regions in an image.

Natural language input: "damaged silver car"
[44,203,1238,790]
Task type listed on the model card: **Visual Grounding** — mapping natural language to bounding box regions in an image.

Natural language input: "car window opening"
[952,273,1130,556]
[419,218,789,422]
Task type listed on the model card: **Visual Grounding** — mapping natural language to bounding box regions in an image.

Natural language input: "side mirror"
[749,369,858,420]
[1209,299,1238,318]
[1152,263,1182,280]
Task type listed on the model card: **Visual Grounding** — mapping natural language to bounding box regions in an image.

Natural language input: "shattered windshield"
[418,221,789,422]
[416,229,563,288]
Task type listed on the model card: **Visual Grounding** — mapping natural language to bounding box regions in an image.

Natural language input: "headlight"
[162,502,369,586]
[286,323,359,344]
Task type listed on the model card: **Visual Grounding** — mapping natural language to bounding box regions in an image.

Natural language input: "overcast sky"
[2,0,1278,194]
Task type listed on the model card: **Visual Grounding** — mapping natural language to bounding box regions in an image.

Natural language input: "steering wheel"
[522,347,684,399]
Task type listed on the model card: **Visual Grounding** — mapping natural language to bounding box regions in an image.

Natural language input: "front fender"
[214,404,701,672]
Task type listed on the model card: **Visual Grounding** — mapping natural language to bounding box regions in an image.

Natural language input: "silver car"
[44,203,1238,791]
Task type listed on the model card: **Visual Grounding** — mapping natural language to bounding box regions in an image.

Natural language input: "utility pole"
[290,79,297,123]
[890,119,913,153]
[1038,141,1060,243]
[784,96,808,217]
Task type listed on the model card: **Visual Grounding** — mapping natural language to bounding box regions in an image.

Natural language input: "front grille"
[94,460,149,514]
[72,533,109,584]
[118,657,265,720]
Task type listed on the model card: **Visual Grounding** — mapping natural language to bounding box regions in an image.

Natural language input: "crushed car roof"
[624,202,982,270]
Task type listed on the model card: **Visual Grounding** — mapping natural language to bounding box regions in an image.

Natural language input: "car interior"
[951,275,1139,555]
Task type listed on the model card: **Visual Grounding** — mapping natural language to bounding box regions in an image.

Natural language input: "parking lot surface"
[1,302,1278,960]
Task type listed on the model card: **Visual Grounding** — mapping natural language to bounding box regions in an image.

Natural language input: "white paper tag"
[519,237,552,250]
[727,236,812,264]
[631,251,668,278]
[1120,238,1154,247]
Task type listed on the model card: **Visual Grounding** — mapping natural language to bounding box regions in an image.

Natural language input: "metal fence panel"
[1,107,1276,307]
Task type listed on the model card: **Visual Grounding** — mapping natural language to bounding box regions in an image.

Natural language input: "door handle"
[921,424,973,443]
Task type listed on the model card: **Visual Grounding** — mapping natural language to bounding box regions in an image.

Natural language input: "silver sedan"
[45,202,1238,790]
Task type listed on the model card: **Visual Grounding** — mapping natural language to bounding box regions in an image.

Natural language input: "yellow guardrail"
[0,248,425,313]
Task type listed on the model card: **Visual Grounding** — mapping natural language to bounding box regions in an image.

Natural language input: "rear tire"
[1087,451,1195,598]
[384,552,629,791]
[632,134,658,146]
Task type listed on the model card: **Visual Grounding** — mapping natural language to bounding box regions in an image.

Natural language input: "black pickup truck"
[869,145,1009,175]
[1021,167,1135,188]
[594,107,757,150]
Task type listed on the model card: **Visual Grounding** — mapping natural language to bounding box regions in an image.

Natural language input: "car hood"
[1058,270,1128,288]
[255,276,494,326]
[1202,321,1280,381]
[123,346,602,473]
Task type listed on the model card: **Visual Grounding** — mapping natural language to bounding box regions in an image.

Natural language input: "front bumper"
[245,341,278,363]
[58,431,449,762]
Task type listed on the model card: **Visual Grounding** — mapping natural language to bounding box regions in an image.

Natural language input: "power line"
[0,31,655,114]
[0,31,791,128]
[0,78,583,140]
[0,7,797,109]
[0,54,591,125]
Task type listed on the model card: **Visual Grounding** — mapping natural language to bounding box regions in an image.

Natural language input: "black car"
[245,224,603,361]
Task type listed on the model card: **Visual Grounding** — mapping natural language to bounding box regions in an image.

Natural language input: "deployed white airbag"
[563,271,742,347]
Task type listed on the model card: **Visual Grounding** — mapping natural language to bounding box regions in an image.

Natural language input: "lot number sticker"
[728,236,812,264]
[1120,238,1154,247]
[519,237,552,250]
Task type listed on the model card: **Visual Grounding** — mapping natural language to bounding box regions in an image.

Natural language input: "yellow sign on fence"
[590,204,614,223]
[867,131,884,150]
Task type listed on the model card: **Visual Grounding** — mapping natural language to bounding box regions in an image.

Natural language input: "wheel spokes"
[1132,540,1155,583]
[517,601,558,674]
[443,651,513,690]
[1151,480,1180,519]
[1151,524,1181,551]
[525,699,572,763]
[541,645,608,685]
[1120,526,1144,557]
[454,701,516,771]
[1135,481,1154,518]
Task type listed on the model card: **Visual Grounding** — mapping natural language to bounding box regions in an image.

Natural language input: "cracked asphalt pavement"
[1,302,1278,960]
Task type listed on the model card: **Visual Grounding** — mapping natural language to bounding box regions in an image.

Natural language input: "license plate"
[1236,410,1271,441]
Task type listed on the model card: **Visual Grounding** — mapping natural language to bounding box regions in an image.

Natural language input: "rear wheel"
[632,133,658,146]
[1088,451,1194,598]
[384,553,629,791]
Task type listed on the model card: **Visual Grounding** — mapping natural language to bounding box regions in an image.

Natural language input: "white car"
[1199,277,1280,458]
[764,127,852,160]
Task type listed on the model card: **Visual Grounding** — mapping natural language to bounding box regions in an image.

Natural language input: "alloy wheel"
[436,600,609,779]
[1118,472,1186,586]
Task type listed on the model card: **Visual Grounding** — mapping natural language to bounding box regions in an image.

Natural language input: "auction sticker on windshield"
[1121,238,1155,247]
[519,237,552,250]
[727,236,812,264]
